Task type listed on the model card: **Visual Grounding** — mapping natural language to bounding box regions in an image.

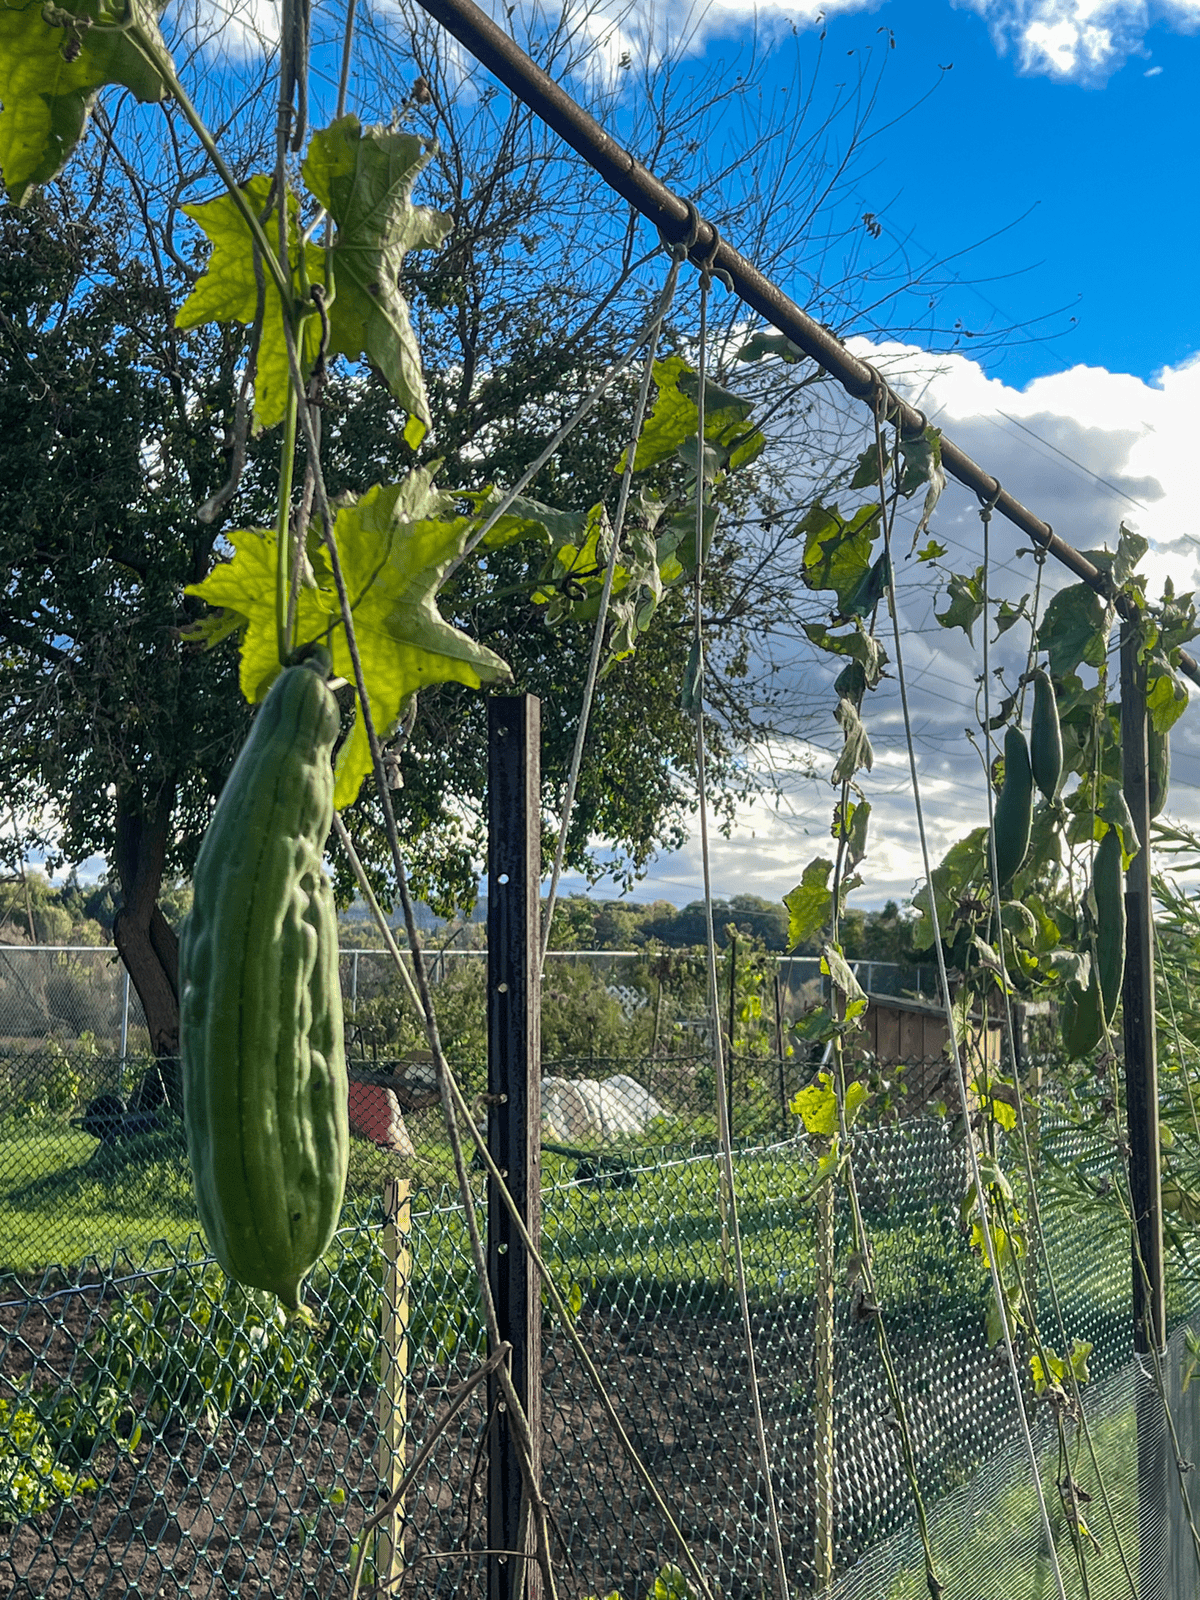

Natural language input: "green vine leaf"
[176,176,325,431]
[0,0,171,204]
[790,1075,838,1139]
[183,471,511,807]
[994,596,1030,637]
[1037,583,1110,677]
[935,566,985,643]
[849,442,889,491]
[468,490,589,553]
[833,696,872,784]
[302,116,451,448]
[783,858,833,949]
[835,798,871,870]
[1156,578,1200,661]
[791,1072,867,1135]
[845,551,890,619]
[898,426,945,539]
[1069,1339,1092,1385]
[1146,666,1188,734]
[531,503,610,610]
[822,943,867,1022]
[648,1562,693,1600]
[799,501,882,614]
[915,538,946,563]
[1094,778,1137,864]
[802,621,887,689]
[898,426,942,496]
[1082,525,1147,593]
[620,356,762,475]
[736,329,805,365]
[912,826,989,936]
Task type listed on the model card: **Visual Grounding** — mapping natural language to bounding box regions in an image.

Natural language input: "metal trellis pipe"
[409,0,1200,692]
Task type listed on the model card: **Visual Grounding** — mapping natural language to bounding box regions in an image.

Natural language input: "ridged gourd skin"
[991,726,1033,889]
[180,659,348,1312]
[1029,669,1063,802]
[1093,826,1126,1024]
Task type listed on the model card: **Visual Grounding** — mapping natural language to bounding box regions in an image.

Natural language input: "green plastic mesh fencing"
[3,1039,1198,1599]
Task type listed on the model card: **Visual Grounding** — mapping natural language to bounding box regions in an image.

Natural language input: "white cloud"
[167,0,1200,94]
[957,0,1200,83]
[169,0,280,59]
[631,342,1200,911]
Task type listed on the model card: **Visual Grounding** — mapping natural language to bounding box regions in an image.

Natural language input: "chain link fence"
[2,948,1195,1598]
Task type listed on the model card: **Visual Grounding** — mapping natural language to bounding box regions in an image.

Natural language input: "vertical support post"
[487,695,542,1600]
[774,972,788,1139]
[726,933,738,1139]
[1120,621,1165,1351]
[1120,620,1168,1600]
[376,1176,411,1590]
[351,950,360,1016]
[813,1171,836,1591]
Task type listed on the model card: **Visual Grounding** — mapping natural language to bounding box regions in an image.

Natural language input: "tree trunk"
[112,786,180,1061]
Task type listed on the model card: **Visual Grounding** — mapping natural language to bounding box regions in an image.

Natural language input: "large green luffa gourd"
[180,654,348,1312]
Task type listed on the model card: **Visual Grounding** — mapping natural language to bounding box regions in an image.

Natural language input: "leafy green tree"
[0,194,250,1050]
[0,4,973,1053]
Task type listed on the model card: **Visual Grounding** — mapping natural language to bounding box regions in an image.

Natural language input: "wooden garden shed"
[855,991,1004,1110]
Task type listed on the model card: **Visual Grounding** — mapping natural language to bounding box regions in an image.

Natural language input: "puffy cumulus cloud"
[852,338,1200,593]
[956,0,1200,84]
[629,341,1200,912]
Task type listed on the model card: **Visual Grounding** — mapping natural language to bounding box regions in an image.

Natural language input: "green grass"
[0,1115,398,1278]
[0,1121,201,1275]
[0,1112,1141,1383]
[869,1393,1141,1600]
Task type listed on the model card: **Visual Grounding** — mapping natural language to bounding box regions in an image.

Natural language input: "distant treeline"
[2,873,921,967]
[545,893,920,962]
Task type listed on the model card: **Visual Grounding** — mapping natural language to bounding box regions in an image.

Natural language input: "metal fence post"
[487,695,542,1600]
[1120,619,1167,1600]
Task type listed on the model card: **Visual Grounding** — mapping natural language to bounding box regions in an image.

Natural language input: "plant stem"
[276,386,299,662]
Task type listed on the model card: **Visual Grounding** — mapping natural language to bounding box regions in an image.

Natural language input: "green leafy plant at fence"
[0,1398,97,1524]
[74,1269,324,1432]
[586,1563,694,1600]
[7,1042,84,1121]
[26,1241,389,1470]
[770,425,1200,1593]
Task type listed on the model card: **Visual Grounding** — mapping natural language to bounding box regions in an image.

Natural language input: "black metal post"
[487,695,542,1600]
[774,972,788,1138]
[1120,620,1167,1600]
[1120,621,1165,1353]
[726,933,737,1139]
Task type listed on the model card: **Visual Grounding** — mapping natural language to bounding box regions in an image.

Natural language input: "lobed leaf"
[184,470,511,808]
[783,858,833,949]
[176,177,325,431]
[302,116,451,447]
[0,0,171,204]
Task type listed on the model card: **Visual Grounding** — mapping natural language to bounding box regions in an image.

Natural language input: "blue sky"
[541,0,1200,911]
[808,0,1200,387]
[32,0,1200,917]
